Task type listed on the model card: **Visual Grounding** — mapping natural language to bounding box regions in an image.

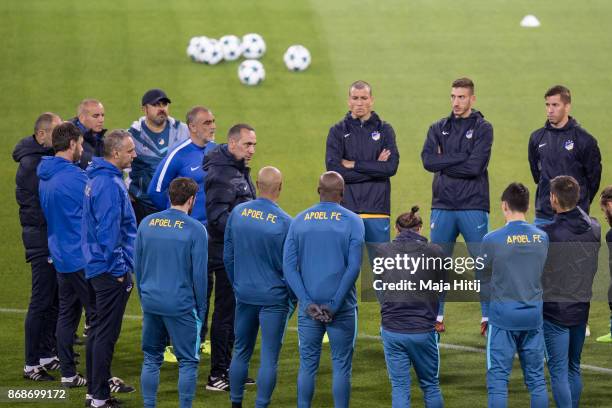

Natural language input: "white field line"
[3,307,611,375]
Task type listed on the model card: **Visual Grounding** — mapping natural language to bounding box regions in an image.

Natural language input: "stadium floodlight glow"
[238,59,265,86]
[283,45,311,72]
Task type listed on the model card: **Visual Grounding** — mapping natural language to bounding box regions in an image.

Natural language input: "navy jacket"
[38,157,88,273]
[203,144,256,264]
[13,135,53,262]
[376,230,444,333]
[528,118,602,220]
[541,207,601,326]
[608,229,612,308]
[82,157,137,278]
[70,117,107,170]
[421,110,493,212]
[326,112,399,215]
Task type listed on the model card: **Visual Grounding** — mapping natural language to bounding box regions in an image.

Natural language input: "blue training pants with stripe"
[297,307,358,408]
[381,328,444,408]
[543,319,586,408]
[429,209,489,318]
[229,301,290,408]
[141,311,201,408]
[486,324,548,408]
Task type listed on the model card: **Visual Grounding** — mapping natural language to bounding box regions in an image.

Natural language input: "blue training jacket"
[82,157,137,279]
[283,201,365,314]
[224,197,292,305]
[38,156,88,273]
[480,220,548,331]
[147,139,217,225]
[135,208,208,317]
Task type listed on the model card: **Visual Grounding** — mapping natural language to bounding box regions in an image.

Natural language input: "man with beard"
[38,122,92,389]
[129,89,190,224]
[14,112,62,381]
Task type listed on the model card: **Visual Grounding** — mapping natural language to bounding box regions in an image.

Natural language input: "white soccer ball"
[241,33,266,59]
[219,35,242,61]
[199,38,223,65]
[186,36,207,61]
[238,59,265,86]
[283,45,311,72]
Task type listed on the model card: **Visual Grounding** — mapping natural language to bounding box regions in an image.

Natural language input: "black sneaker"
[42,357,61,371]
[108,377,135,393]
[62,373,87,388]
[245,377,256,386]
[83,324,90,338]
[23,366,54,381]
[85,396,122,407]
[90,398,122,408]
[206,375,230,392]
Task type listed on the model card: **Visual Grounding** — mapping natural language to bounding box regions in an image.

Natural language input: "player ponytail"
[396,206,423,232]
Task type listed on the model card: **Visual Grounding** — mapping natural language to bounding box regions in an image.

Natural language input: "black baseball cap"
[141,89,171,106]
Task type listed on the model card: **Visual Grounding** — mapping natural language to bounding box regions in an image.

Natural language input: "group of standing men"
[13,76,610,408]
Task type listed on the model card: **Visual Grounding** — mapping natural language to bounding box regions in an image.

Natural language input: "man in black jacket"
[202,123,256,391]
[326,80,399,246]
[13,112,62,381]
[528,85,602,225]
[541,176,601,407]
[596,185,612,343]
[70,99,107,170]
[421,77,494,333]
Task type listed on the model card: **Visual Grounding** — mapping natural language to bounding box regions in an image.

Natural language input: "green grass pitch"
[1,0,611,406]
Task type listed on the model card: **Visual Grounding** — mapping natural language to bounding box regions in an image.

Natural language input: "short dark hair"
[227,123,255,142]
[52,122,82,153]
[550,176,579,209]
[186,106,211,126]
[34,112,59,134]
[501,182,529,213]
[169,177,198,206]
[349,80,372,96]
[545,85,571,104]
[452,77,475,94]
[601,185,612,206]
[103,129,131,158]
[396,206,423,231]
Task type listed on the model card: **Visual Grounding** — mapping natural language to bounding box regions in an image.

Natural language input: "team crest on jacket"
[465,129,474,139]
[371,131,381,141]
[564,140,574,151]
[158,139,165,145]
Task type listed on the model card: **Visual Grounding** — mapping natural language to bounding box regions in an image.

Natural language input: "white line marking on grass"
[3,307,612,374]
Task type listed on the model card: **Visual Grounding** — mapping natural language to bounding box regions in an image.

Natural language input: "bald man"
[70,99,107,170]
[284,171,365,408]
[224,166,292,408]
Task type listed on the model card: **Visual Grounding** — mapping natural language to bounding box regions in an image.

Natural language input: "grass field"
[1,0,611,406]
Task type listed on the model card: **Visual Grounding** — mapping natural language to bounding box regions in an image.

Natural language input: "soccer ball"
[186,36,208,62]
[283,45,311,72]
[238,59,265,86]
[242,33,266,59]
[219,35,242,61]
[198,38,223,65]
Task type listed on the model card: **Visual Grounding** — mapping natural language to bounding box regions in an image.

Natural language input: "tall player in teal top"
[480,183,549,408]
[134,178,208,408]
[284,171,365,408]
[225,166,293,408]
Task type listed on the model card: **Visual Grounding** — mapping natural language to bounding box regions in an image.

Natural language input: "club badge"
[371,131,380,141]
[466,129,474,139]
[564,140,574,151]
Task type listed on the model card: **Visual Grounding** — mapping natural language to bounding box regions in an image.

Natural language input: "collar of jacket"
[552,206,593,234]
[220,144,248,170]
[343,111,381,128]
[544,116,578,132]
[441,109,484,132]
[71,117,107,143]
[394,229,428,243]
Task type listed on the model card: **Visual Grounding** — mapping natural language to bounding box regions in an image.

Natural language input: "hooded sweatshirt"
[541,207,601,326]
[421,110,493,212]
[13,135,54,262]
[528,117,602,220]
[38,156,88,273]
[82,157,137,278]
